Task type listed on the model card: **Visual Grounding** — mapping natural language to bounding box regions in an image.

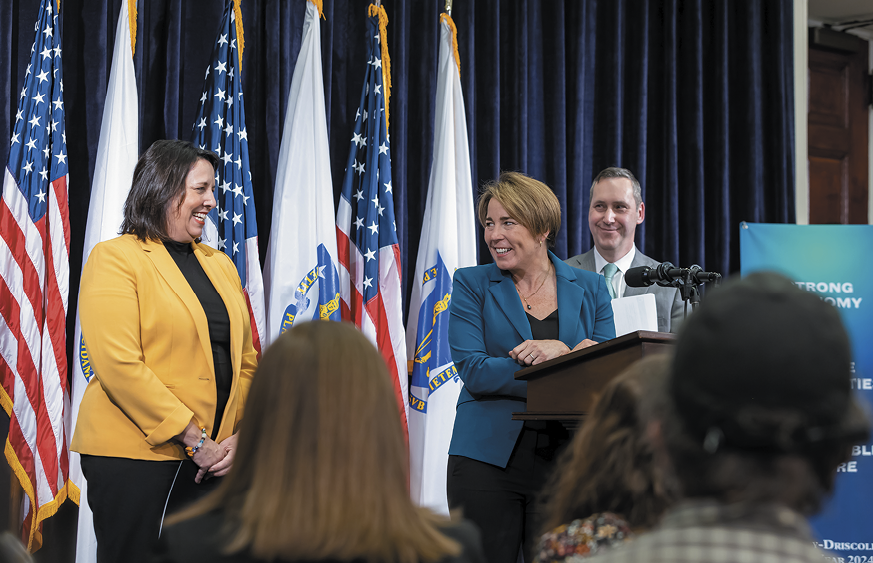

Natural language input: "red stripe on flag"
[0,264,62,502]
[42,205,69,393]
[336,225,354,322]
[33,371,60,497]
[0,272,42,420]
[336,225,350,270]
[0,199,46,321]
[364,294,409,435]
[0,277,21,400]
[243,290,262,358]
[50,175,70,256]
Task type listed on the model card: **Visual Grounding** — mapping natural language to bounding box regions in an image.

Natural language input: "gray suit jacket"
[564,247,685,333]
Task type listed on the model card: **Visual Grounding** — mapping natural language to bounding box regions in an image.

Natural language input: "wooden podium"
[512,331,675,424]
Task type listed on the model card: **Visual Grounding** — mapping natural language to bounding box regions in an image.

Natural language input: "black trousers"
[81,455,223,563]
[447,423,568,563]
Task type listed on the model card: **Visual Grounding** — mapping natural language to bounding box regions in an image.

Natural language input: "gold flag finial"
[233,0,245,72]
[128,0,137,57]
[307,0,326,20]
[367,3,391,128]
[439,13,461,79]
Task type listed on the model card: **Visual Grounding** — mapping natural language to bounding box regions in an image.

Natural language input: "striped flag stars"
[1,0,71,549]
[192,0,266,356]
[336,3,408,439]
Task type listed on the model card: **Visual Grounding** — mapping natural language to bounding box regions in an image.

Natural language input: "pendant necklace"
[514,268,550,310]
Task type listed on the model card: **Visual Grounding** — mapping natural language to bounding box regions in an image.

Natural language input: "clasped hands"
[176,422,238,483]
[509,338,598,366]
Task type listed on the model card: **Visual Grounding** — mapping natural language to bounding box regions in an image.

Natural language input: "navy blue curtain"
[3,0,793,357]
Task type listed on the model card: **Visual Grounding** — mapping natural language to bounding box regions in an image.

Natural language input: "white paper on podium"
[611,293,658,336]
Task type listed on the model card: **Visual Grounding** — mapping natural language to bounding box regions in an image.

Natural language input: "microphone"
[625,262,721,288]
[686,265,721,284]
[625,262,683,288]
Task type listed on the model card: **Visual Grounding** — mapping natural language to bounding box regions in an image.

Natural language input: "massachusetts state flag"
[264,0,341,345]
[67,3,139,562]
[407,13,477,514]
[336,4,408,434]
[0,0,70,550]
[192,0,266,356]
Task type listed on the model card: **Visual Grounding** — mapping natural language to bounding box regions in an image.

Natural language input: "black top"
[527,308,558,341]
[154,510,487,563]
[165,240,232,439]
[524,309,565,439]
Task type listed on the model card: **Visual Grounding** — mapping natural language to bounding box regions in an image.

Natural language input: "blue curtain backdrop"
[2,0,793,358]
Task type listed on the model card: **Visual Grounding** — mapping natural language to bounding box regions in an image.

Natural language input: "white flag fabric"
[264,0,342,345]
[406,14,477,515]
[67,4,139,562]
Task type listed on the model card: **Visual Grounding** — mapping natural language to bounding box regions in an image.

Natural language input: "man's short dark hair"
[590,167,642,207]
[120,140,219,242]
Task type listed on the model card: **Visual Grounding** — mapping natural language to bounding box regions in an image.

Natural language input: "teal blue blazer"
[447,251,615,468]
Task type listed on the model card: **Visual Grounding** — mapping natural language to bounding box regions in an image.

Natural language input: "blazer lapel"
[579,250,596,272]
[140,239,214,374]
[487,266,533,342]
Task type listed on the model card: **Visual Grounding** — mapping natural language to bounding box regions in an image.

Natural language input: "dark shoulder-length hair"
[168,321,462,563]
[539,355,676,533]
[120,139,218,242]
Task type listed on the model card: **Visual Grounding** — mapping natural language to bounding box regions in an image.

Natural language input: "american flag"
[192,0,266,356]
[0,0,70,550]
[336,4,408,434]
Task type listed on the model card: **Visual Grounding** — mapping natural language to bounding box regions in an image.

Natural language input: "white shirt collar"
[593,245,636,297]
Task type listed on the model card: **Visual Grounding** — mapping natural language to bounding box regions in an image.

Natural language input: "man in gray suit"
[565,167,684,333]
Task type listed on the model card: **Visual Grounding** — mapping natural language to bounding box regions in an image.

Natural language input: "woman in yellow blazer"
[71,140,257,563]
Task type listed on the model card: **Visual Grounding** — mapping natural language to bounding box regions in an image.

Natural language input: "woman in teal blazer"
[447,173,615,563]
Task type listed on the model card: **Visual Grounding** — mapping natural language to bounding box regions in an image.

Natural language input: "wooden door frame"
[798,1,873,225]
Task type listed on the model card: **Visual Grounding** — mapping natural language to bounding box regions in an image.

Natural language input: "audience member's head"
[663,271,870,513]
[0,533,32,563]
[169,321,461,563]
[540,354,676,533]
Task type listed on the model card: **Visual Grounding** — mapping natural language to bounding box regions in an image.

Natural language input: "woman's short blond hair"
[477,171,562,247]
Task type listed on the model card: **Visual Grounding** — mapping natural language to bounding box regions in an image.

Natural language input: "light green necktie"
[603,263,618,299]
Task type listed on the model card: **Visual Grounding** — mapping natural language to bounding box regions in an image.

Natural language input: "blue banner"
[740,222,873,560]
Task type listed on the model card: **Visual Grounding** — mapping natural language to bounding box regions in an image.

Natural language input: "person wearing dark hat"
[588,271,870,563]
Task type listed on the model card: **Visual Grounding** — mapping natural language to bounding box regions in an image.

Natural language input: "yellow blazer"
[71,234,258,461]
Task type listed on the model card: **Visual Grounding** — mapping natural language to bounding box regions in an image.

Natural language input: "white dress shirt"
[592,246,636,298]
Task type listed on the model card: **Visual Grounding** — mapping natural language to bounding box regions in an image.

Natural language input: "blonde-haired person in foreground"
[154,321,487,563]
[534,355,676,562]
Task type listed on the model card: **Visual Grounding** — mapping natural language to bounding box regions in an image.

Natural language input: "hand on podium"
[571,339,598,353]
[510,339,572,366]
